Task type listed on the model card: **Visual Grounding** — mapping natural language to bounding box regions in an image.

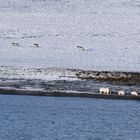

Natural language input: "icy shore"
[0,66,140,95]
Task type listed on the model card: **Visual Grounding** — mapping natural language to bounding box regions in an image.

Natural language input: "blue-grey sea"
[0,95,140,140]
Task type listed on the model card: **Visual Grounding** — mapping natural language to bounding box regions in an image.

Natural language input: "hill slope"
[0,0,140,72]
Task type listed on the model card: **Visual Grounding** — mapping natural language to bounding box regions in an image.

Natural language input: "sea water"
[0,95,140,140]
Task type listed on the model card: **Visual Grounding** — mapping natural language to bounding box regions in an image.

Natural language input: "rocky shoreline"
[0,66,140,96]
[0,66,140,82]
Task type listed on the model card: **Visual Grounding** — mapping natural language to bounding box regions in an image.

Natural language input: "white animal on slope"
[118,90,125,96]
[99,88,109,95]
[76,46,85,51]
[34,43,39,48]
[11,43,19,47]
[130,91,138,96]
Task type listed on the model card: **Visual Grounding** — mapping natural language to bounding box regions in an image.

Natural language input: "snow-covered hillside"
[0,0,140,72]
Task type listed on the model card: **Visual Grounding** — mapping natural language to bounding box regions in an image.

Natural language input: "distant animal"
[34,43,39,48]
[11,43,19,47]
[130,91,138,96]
[99,88,109,95]
[117,90,125,96]
[76,46,85,51]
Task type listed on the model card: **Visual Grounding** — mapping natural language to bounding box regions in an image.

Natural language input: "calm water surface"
[0,95,140,140]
